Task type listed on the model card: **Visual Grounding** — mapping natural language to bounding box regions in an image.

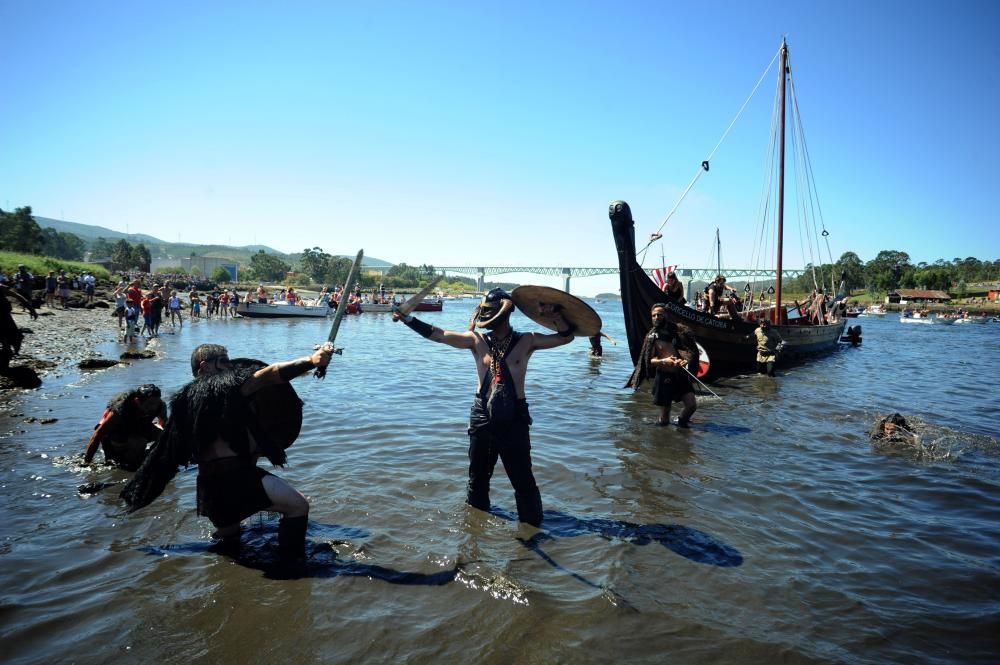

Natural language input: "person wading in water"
[84,384,166,470]
[392,288,576,527]
[121,342,334,559]
[627,303,700,427]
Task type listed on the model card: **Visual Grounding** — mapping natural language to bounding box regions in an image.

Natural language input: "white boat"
[859,304,887,317]
[900,313,953,325]
[953,316,987,325]
[236,299,330,318]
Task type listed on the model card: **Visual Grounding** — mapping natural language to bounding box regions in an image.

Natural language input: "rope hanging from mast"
[637,46,783,266]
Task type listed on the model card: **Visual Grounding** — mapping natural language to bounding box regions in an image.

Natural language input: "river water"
[1,302,998,664]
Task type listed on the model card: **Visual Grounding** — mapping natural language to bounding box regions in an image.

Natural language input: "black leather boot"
[277,515,308,560]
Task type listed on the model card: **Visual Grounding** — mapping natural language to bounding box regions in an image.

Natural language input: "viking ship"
[610,40,847,377]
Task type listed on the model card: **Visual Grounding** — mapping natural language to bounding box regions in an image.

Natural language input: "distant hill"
[34,216,166,246]
[34,215,395,268]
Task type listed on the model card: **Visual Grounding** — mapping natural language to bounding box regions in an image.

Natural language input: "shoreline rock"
[1,303,123,399]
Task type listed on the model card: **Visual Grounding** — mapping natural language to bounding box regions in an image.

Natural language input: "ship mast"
[715,228,721,277]
[775,39,787,323]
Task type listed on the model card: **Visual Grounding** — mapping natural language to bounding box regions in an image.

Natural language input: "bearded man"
[392,288,575,527]
[627,303,699,427]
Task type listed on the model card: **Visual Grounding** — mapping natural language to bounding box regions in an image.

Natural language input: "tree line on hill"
[785,251,998,297]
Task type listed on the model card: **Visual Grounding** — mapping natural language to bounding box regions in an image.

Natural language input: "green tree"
[0,207,44,253]
[112,239,134,270]
[40,228,86,260]
[90,237,115,258]
[132,243,151,272]
[299,247,332,284]
[865,250,911,292]
[323,256,355,286]
[248,250,291,282]
[834,252,865,292]
[212,266,233,283]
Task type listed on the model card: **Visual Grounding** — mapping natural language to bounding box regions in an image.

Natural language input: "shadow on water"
[492,508,743,568]
[141,519,458,584]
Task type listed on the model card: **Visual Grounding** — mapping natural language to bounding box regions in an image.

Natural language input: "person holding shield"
[393,286,599,527]
[121,342,334,559]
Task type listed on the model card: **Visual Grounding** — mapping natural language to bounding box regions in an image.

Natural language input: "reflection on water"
[1,307,999,663]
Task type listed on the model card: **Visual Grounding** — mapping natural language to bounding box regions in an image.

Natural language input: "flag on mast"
[650,266,676,290]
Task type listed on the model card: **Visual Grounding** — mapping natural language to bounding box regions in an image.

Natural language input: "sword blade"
[396,275,443,317]
[315,249,363,379]
[327,249,364,346]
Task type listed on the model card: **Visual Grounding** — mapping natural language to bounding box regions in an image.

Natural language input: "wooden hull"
[236,302,329,318]
[358,302,394,313]
[415,299,443,312]
[358,299,443,313]
[609,200,846,378]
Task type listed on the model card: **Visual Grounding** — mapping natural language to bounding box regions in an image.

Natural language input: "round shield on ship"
[510,285,603,338]
[231,358,303,450]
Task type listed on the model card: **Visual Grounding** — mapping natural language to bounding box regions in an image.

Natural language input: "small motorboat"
[237,299,330,318]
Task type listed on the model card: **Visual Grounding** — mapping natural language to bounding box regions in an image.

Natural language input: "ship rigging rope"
[637,46,782,266]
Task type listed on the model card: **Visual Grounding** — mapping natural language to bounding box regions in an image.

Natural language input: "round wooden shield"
[510,285,603,337]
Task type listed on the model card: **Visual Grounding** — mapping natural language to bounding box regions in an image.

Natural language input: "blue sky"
[2,1,998,295]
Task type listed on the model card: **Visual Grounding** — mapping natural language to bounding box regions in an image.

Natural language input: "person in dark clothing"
[663,271,686,305]
[392,288,574,527]
[627,303,699,427]
[121,342,334,559]
[708,275,741,319]
[13,265,34,309]
[869,413,916,445]
[1,283,38,369]
[84,384,166,470]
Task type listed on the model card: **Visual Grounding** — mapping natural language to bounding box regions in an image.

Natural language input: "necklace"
[489,332,514,384]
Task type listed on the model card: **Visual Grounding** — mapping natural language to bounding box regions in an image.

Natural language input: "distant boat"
[900,311,953,325]
[237,299,330,318]
[357,297,443,314]
[610,40,847,378]
[859,304,887,317]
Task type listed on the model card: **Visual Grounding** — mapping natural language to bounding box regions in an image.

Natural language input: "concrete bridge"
[434,265,809,294]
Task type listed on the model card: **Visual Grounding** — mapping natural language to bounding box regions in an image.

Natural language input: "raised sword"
[315,248,363,379]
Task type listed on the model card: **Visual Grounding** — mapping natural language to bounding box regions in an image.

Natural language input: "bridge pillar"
[476,270,485,293]
[562,267,572,293]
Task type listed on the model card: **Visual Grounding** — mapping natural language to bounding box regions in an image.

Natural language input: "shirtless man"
[392,287,574,527]
[121,342,334,558]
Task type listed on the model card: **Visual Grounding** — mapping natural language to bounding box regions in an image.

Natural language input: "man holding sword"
[122,252,364,559]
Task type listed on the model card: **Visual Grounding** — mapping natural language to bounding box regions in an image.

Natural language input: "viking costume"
[466,327,543,526]
[627,315,699,407]
[754,322,782,376]
[121,358,304,551]
[0,284,35,370]
[85,384,165,471]
[464,289,543,526]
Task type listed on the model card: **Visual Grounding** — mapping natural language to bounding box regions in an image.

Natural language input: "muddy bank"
[1,302,124,396]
